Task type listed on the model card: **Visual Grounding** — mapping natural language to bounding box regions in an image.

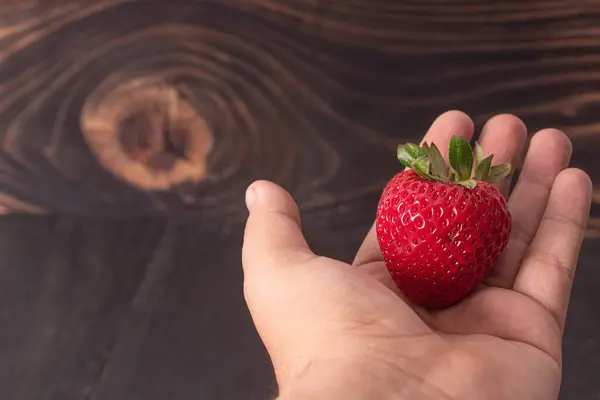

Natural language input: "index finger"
[353,110,474,267]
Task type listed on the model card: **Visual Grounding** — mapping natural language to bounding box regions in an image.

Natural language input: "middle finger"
[485,128,573,289]
[477,114,527,198]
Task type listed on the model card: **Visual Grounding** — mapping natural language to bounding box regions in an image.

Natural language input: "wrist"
[277,362,395,399]
[276,357,446,400]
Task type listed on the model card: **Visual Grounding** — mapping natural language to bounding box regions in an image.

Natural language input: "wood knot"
[82,79,213,191]
[118,99,199,172]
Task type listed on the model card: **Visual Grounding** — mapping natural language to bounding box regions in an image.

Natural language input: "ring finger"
[485,128,573,288]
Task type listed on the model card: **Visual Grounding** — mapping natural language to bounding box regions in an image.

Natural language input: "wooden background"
[0,1,599,399]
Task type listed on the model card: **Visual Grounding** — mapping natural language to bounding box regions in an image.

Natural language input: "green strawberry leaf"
[449,136,473,181]
[411,157,432,180]
[394,137,505,190]
[487,163,512,183]
[456,178,477,189]
[474,155,493,181]
[412,157,445,182]
[474,142,485,165]
[423,142,447,179]
[449,169,457,182]
[397,143,427,168]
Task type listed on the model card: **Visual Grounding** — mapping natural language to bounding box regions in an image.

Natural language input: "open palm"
[242,111,591,399]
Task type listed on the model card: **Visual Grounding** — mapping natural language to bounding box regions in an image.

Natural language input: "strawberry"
[376,136,512,309]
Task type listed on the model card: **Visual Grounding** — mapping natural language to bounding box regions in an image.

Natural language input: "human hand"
[241,111,592,399]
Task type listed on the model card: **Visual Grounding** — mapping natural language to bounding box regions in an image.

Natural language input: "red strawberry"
[376,136,512,309]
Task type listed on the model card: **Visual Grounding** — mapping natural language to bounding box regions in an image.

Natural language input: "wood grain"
[0,1,600,400]
[0,216,276,400]
[0,0,599,223]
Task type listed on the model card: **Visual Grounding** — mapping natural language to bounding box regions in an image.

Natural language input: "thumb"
[242,181,322,384]
[242,180,315,277]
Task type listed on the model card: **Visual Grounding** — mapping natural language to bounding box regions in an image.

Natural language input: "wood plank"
[0,216,167,399]
[0,1,598,222]
[91,220,275,400]
[0,215,598,399]
[0,1,598,399]
[563,241,600,400]
[0,216,277,400]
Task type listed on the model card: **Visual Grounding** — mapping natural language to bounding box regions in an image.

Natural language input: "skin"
[241,111,592,399]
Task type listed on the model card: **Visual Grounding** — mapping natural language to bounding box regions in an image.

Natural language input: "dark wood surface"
[0,1,599,399]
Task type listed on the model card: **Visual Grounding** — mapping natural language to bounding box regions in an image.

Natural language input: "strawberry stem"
[449,136,473,181]
[396,135,512,188]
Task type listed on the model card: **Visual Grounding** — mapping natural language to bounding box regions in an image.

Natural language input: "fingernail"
[245,186,257,211]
